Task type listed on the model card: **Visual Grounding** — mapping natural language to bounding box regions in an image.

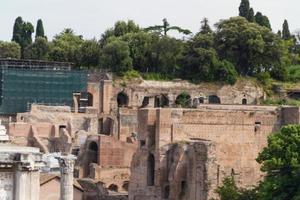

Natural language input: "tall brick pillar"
[57,155,76,200]
[101,80,112,114]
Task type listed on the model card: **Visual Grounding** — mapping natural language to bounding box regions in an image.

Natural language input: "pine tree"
[282,19,291,40]
[36,19,45,39]
[239,0,250,19]
[199,18,212,34]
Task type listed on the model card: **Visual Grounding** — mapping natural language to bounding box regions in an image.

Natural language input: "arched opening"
[242,98,247,105]
[117,92,129,107]
[87,92,93,107]
[108,184,118,192]
[147,153,155,186]
[199,97,204,104]
[142,96,150,107]
[163,185,170,198]
[208,95,221,104]
[175,92,191,108]
[155,94,169,108]
[122,181,129,191]
[180,181,187,196]
[85,141,99,177]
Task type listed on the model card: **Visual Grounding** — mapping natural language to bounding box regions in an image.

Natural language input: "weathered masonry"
[129,105,300,200]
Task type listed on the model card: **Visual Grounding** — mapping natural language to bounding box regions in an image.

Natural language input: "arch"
[89,141,98,152]
[147,153,155,186]
[155,94,169,108]
[208,95,221,104]
[180,180,187,196]
[175,92,191,108]
[142,96,150,107]
[122,181,129,191]
[242,98,247,105]
[199,97,204,104]
[117,92,129,107]
[87,92,93,107]
[108,184,118,192]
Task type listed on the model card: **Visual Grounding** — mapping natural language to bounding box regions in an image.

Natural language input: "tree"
[248,8,255,22]
[256,125,300,200]
[12,17,34,56]
[282,19,291,40]
[36,19,45,39]
[99,38,133,74]
[239,0,250,19]
[78,39,101,68]
[23,37,49,60]
[255,12,271,29]
[100,20,140,46]
[145,18,191,36]
[49,29,83,65]
[199,18,212,34]
[215,17,287,79]
[0,41,21,59]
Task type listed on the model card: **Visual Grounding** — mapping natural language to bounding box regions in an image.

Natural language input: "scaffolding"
[0,59,87,114]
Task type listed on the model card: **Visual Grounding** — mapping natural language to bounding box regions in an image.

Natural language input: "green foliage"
[12,17,34,56]
[77,39,101,68]
[215,177,258,200]
[215,17,288,80]
[36,19,45,39]
[23,37,49,60]
[287,65,300,82]
[282,19,291,40]
[255,72,271,86]
[215,60,238,85]
[49,29,83,64]
[239,0,250,19]
[255,12,271,29]
[123,69,141,80]
[199,18,212,34]
[256,125,300,200]
[0,41,21,59]
[175,92,191,108]
[100,38,133,75]
[263,98,300,106]
[144,18,191,36]
[248,8,255,22]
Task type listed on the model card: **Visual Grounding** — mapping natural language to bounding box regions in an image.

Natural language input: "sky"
[1,0,299,41]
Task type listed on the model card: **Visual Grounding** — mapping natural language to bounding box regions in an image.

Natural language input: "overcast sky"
[1,0,299,41]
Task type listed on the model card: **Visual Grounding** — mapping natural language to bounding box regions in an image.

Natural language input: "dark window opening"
[117,92,129,107]
[108,184,118,192]
[89,141,98,152]
[87,92,93,106]
[155,95,169,108]
[140,140,146,147]
[147,153,155,186]
[180,181,187,196]
[208,95,221,104]
[163,185,170,198]
[199,97,204,104]
[122,181,129,191]
[142,96,149,107]
[242,98,247,105]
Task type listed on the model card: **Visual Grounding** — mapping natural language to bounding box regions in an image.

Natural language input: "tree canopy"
[36,19,45,39]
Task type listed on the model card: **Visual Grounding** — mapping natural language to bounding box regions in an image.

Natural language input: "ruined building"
[2,59,290,199]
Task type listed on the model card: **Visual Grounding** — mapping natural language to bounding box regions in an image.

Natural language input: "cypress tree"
[282,19,291,40]
[36,19,45,39]
[12,17,24,45]
[199,18,212,34]
[247,8,255,22]
[239,0,250,19]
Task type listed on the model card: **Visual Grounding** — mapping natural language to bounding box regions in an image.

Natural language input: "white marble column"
[57,155,75,200]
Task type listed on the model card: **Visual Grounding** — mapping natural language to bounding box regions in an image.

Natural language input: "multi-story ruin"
[3,58,297,199]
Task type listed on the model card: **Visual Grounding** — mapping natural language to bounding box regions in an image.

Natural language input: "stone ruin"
[5,75,296,199]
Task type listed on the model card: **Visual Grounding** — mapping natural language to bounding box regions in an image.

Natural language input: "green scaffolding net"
[0,68,87,114]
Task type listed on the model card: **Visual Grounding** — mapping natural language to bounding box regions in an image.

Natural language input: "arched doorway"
[175,92,191,108]
[108,184,118,192]
[155,94,169,108]
[147,153,155,186]
[85,141,99,177]
[242,98,247,105]
[208,95,221,104]
[117,92,129,107]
